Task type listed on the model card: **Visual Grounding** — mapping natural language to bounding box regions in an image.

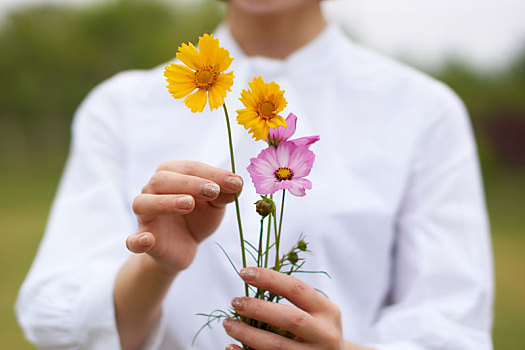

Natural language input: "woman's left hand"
[223,267,371,350]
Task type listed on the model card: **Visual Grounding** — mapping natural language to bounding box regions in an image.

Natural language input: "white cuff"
[74,262,168,350]
[366,342,425,350]
[74,264,122,350]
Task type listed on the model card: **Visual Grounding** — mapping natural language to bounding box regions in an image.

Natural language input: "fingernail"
[225,176,243,191]
[201,182,220,198]
[226,345,237,350]
[223,318,234,331]
[239,268,257,282]
[139,234,150,246]
[178,196,194,209]
[231,297,245,311]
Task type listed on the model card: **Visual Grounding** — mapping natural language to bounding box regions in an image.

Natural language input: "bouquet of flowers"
[164,34,324,349]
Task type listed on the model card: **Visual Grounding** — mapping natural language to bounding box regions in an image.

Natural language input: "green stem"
[222,103,248,297]
[257,218,264,267]
[264,209,272,269]
[273,190,286,271]
[272,210,278,268]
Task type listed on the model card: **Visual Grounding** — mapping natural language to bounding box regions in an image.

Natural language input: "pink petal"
[247,146,280,195]
[275,179,293,192]
[252,146,280,171]
[268,113,297,143]
[255,177,278,195]
[290,135,320,148]
[248,168,276,195]
[288,178,312,197]
[288,145,315,178]
[275,141,294,167]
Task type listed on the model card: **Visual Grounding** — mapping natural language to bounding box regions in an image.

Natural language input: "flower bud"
[297,240,307,251]
[288,251,298,265]
[254,196,275,217]
[255,200,272,217]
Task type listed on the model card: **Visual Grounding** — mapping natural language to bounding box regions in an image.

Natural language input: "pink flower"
[247,141,315,197]
[267,113,320,148]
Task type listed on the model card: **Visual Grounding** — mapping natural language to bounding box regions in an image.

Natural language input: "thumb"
[126,232,156,253]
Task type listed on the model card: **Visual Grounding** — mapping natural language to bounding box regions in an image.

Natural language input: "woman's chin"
[229,0,315,16]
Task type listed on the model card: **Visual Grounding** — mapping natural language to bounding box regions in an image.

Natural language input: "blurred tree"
[0,0,223,161]
[434,49,525,171]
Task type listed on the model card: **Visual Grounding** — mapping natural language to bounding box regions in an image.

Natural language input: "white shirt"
[16,23,494,350]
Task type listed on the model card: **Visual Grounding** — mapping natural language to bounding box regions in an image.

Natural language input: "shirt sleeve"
[15,74,167,350]
[367,86,494,350]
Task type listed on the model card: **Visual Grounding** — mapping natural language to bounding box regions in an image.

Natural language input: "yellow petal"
[251,120,269,141]
[208,72,234,110]
[208,86,225,110]
[198,34,218,67]
[235,108,249,117]
[176,42,202,70]
[266,81,286,107]
[237,110,259,126]
[184,88,207,113]
[165,63,197,99]
[271,93,288,113]
[164,63,195,80]
[215,47,233,72]
[248,76,266,102]
[239,89,258,109]
[267,81,282,94]
[266,115,287,129]
[168,82,196,99]
[257,118,267,130]
[215,72,234,92]
[246,125,256,136]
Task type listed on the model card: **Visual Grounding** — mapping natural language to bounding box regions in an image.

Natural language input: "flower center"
[259,101,275,119]
[275,167,293,181]
[195,68,216,89]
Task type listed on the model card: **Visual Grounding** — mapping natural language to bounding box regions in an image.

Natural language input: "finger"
[142,171,223,200]
[133,194,195,216]
[223,319,301,350]
[156,161,243,193]
[126,232,155,253]
[225,344,242,350]
[231,297,322,342]
[208,192,237,209]
[239,267,327,314]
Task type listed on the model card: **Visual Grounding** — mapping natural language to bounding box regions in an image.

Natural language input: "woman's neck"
[227,2,326,59]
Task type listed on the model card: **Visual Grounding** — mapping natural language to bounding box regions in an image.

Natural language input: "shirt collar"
[213,22,347,74]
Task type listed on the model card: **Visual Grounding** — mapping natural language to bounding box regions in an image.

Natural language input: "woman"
[17,1,493,349]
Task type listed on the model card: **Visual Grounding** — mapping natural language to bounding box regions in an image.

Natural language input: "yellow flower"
[237,76,288,140]
[164,34,234,113]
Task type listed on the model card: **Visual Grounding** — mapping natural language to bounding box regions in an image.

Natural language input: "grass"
[493,234,525,349]
[0,153,66,349]
[1,154,524,349]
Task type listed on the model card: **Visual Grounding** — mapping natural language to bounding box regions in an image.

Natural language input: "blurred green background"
[0,0,523,348]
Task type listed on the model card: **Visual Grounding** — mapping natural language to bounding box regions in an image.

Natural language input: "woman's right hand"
[124,160,243,273]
